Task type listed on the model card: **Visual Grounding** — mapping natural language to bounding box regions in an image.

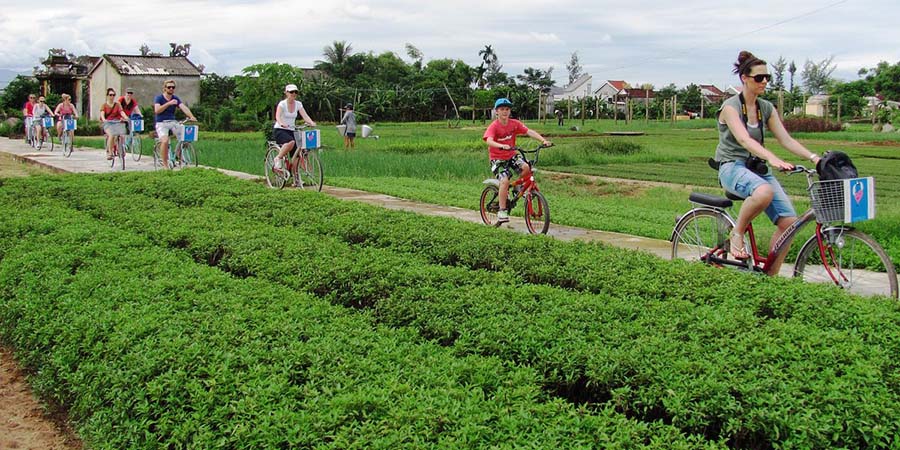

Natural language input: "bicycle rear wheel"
[36,130,44,150]
[671,209,742,264]
[524,191,550,234]
[794,228,898,298]
[479,185,501,226]
[46,130,54,152]
[295,150,323,191]
[264,146,286,189]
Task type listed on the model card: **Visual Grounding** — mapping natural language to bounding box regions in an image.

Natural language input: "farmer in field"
[714,50,820,271]
[340,103,357,149]
[483,97,551,224]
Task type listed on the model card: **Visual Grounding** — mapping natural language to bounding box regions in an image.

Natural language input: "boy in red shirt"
[482,97,550,223]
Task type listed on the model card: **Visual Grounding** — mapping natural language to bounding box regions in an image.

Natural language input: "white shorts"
[155,120,183,140]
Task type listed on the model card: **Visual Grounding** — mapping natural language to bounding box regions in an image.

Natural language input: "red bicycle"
[479,143,553,234]
[671,163,897,298]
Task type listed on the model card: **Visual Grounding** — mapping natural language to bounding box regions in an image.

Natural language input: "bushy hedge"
[3,170,900,448]
[782,116,843,133]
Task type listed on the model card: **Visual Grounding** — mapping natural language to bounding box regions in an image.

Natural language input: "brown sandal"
[729,231,750,260]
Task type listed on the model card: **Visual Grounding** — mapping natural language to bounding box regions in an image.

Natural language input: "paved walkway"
[0,137,675,258]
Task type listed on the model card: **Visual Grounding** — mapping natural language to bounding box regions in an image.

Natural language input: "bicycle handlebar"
[509,142,554,165]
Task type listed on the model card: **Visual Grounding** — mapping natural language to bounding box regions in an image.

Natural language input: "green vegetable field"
[2,169,899,448]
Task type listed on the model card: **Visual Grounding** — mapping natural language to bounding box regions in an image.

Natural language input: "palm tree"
[477,45,498,89]
[316,41,354,77]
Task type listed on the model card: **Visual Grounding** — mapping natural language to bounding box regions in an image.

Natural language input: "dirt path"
[1,155,81,450]
[1,347,82,450]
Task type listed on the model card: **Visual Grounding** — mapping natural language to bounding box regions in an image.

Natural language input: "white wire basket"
[809,177,876,224]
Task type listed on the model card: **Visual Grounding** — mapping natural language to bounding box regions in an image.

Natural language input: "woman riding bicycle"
[100,88,130,160]
[31,95,53,145]
[715,51,821,271]
[483,97,551,224]
[272,83,316,185]
[53,93,78,139]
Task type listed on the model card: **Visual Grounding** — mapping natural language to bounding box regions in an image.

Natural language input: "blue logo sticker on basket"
[64,119,77,131]
[131,119,144,132]
[845,177,875,223]
[183,125,198,142]
[300,129,320,149]
[42,117,54,128]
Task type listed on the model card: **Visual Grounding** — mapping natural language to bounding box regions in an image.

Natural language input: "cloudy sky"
[2,0,897,91]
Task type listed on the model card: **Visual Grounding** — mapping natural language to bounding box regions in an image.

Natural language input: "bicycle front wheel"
[131,136,142,161]
[794,228,898,298]
[264,146,286,189]
[62,132,73,157]
[46,130,54,152]
[180,143,197,167]
[152,141,163,170]
[671,208,740,263]
[524,191,550,234]
[296,150,323,191]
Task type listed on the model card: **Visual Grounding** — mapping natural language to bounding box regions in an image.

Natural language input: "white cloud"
[1,0,898,90]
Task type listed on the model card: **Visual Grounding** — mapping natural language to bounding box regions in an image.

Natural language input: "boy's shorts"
[491,154,527,180]
[718,160,796,223]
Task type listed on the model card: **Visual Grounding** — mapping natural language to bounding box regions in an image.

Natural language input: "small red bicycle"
[479,143,553,234]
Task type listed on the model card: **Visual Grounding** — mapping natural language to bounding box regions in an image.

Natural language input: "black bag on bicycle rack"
[816,150,857,181]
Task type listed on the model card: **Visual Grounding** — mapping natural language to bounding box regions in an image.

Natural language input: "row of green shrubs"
[0,181,704,448]
[9,170,900,448]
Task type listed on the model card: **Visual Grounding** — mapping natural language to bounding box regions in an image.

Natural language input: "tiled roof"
[94,55,202,77]
[608,80,627,90]
[622,88,655,99]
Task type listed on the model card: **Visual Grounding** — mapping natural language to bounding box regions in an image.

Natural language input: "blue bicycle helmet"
[494,97,513,109]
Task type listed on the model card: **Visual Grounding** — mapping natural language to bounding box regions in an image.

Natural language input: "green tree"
[829,79,873,118]
[771,56,787,91]
[235,63,307,121]
[0,75,39,114]
[860,61,900,101]
[405,43,424,71]
[679,84,702,114]
[315,41,355,79]
[801,56,836,94]
[517,67,554,93]
[567,51,582,85]
[200,73,237,108]
[788,60,797,92]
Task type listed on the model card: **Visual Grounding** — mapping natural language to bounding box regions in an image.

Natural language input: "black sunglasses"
[108,93,116,96]
[749,74,772,83]
[166,85,176,89]
[287,90,299,94]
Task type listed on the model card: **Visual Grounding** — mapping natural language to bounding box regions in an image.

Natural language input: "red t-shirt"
[23,101,35,117]
[100,102,125,121]
[117,96,140,116]
[483,118,529,160]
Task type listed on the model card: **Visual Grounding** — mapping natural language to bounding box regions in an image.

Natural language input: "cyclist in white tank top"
[273,83,316,170]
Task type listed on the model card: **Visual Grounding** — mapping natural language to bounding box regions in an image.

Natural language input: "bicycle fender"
[482,179,500,187]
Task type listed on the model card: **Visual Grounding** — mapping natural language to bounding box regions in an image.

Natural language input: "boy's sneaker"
[497,210,509,223]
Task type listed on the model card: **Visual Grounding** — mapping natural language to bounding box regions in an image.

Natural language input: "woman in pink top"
[53,93,78,139]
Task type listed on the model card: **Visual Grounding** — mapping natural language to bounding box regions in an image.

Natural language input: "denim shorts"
[718,160,796,223]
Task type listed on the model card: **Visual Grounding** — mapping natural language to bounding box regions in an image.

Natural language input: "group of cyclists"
[22,79,197,168]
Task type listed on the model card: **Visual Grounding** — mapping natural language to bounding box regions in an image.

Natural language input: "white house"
[87,54,202,120]
[805,94,830,117]
[552,74,593,103]
[593,80,628,103]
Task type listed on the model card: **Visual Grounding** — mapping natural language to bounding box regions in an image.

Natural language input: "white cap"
[285,84,299,92]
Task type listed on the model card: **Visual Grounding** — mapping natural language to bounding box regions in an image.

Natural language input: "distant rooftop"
[92,54,202,77]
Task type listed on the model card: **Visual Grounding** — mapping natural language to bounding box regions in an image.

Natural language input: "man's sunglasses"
[749,74,772,83]
[165,85,176,89]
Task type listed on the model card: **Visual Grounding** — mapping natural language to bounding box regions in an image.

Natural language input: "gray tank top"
[714,94,775,163]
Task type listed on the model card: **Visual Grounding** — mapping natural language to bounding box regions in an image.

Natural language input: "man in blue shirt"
[154,79,197,169]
